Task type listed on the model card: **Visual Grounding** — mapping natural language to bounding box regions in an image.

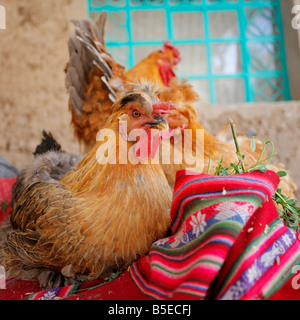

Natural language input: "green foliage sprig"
[209,119,300,234]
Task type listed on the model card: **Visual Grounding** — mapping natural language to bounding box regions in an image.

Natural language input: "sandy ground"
[0,0,299,200]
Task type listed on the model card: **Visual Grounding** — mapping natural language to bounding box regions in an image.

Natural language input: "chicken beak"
[154,118,169,131]
[145,118,169,131]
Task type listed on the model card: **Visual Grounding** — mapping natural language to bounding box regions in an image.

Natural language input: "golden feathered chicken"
[158,78,297,199]
[157,79,261,186]
[3,82,173,288]
[66,11,180,150]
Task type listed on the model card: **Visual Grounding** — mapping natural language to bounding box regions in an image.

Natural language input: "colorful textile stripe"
[211,198,300,300]
[130,170,281,299]
[26,284,80,300]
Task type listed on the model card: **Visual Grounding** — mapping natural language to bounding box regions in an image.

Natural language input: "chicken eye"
[132,110,141,118]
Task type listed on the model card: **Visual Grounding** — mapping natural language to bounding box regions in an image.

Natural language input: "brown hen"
[3,81,172,288]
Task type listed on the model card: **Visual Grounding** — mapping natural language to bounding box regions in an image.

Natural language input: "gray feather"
[100,75,116,98]
[68,34,81,56]
[95,11,107,44]
[66,67,85,99]
[69,86,84,118]
[69,52,85,84]
[66,11,120,120]
[11,150,83,205]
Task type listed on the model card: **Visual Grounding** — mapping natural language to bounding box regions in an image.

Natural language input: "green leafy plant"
[211,119,300,234]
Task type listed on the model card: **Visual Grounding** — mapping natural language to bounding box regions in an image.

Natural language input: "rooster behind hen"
[2,81,173,289]
[66,11,180,150]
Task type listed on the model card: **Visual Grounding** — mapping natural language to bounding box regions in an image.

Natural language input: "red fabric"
[0,176,299,300]
[130,170,282,300]
[268,274,300,300]
[0,271,149,300]
[66,271,152,300]
[211,198,299,300]
[0,177,16,225]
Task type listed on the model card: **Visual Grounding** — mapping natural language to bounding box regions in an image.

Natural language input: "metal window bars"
[87,0,291,105]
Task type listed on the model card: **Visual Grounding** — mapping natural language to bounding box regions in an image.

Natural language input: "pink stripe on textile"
[130,170,280,300]
[241,229,300,300]
[216,220,290,297]
[170,170,279,233]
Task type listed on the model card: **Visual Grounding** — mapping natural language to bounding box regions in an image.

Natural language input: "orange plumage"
[157,79,258,186]
[66,12,180,150]
[158,78,297,199]
[2,82,172,288]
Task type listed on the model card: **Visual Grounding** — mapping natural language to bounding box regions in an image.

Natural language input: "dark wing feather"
[65,12,126,149]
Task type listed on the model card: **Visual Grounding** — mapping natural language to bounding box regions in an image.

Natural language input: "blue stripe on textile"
[171,188,265,232]
[130,263,170,298]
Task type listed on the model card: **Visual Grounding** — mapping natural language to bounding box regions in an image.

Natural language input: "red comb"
[153,101,176,115]
[162,41,181,60]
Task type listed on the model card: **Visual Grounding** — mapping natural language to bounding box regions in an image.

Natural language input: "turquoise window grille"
[87,0,291,105]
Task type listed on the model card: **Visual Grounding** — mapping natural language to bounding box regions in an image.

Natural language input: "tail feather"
[33,131,62,156]
[95,11,107,44]
[66,12,118,116]
[69,86,84,118]
[73,23,113,80]
[65,12,128,149]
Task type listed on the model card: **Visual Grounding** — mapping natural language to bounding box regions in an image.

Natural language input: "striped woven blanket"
[0,171,300,300]
[130,169,300,300]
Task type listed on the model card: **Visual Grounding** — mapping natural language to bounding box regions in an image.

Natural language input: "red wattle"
[158,63,176,87]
